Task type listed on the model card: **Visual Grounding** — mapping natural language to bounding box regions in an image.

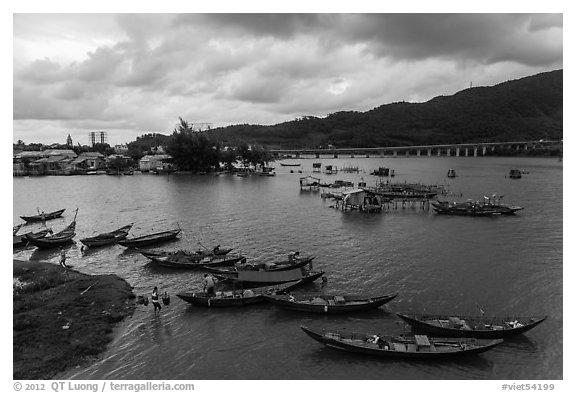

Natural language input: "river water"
[12,156,562,380]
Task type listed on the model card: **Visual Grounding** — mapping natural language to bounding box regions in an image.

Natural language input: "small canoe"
[396,313,547,339]
[80,224,134,247]
[265,293,398,314]
[143,253,246,269]
[20,208,66,223]
[280,163,301,167]
[26,220,76,249]
[206,256,315,274]
[176,280,303,308]
[13,229,52,248]
[300,326,503,359]
[118,229,181,248]
[214,270,326,288]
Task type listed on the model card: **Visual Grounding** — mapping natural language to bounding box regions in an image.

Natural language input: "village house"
[70,152,106,172]
[139,154,174,172]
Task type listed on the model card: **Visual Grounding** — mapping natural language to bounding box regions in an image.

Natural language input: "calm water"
[13,156,562,380]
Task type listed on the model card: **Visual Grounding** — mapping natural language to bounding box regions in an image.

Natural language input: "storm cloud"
[13,13,563,145]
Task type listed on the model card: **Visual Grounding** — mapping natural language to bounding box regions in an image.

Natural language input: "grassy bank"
[13,260,136,380]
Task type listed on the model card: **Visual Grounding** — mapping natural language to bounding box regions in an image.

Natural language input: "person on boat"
[288,251,300,264]
[213,245,221,254]
[151,287,161,313]
[59,247,69,268]
[41,211,46,222]
[203,274,216,297]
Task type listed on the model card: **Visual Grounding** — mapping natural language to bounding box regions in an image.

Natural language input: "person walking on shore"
[59,247,69,269]
[151,286,162,313]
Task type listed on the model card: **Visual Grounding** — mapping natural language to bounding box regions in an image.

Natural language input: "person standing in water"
[151,286,162,313]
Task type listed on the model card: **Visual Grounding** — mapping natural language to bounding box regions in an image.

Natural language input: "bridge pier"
[405,150,410,157]
[456,147,460,157]
[393,151,398,157]
[447,148,451,157]
[380,151,384,157]
[437,149,441,157]
[366,153,370,158]
[428,149,432,157]
[483,147,487,156]
[417,149,421,157]
[474,147,478,157]
[465,148,469,157]
[315,153,320,158]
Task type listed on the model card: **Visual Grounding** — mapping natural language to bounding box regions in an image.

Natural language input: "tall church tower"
[66,134,73,147]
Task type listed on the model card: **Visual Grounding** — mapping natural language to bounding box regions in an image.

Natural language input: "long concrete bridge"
[270,140,561,158]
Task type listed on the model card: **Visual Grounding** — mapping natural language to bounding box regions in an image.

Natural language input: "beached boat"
[118,229,181,248]
[142,252,246,269]
[280,163,301,167]
[447,169,456,178]
[264,293,398,313]
[396,313,547,339]
[13,228,52,248]
[300,326,503,358]
[79,224,134,247]
[213,269,325,288]
[25,210,78,248]
[140,246,233,259]
[176,280,312,308]
[206,256,315,274]
[20,208,66,223]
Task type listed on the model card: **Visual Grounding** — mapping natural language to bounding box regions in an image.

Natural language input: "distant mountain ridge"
[208,69,562,149]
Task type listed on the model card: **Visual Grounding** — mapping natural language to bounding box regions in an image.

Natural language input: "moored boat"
[509,169,522,179]
[20,208,66,223]
[265,293,398,313]
[118,229,181,248]
[206,256,315,274]
[447,169,456,178]
[396,313,547,339]
[13,228,52,248]
[213,269,325,288]
[25,210,78,249]
[142,252,246,269]
[80,224,134,247]
[176,280,309,308]
[300,326,503,358]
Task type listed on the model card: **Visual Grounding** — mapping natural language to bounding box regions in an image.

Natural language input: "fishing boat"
[20,208,66,223]
[300,326,503,358]
[79,224,134,247]
[142,252,246,269]
[176,280,310,308]
[447,169,456,178]
[213,269,325,288]
[396,313,547,339]
[13,228,52,248]
[118,229,181,248]
[509,169,522,179]
[25,210,78,248]
[206,256,315,274]
[280,163,301,167]
[264,293,398,313]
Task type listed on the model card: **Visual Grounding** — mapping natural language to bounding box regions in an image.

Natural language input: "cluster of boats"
[432,195,524,217]
[13,207,181,249]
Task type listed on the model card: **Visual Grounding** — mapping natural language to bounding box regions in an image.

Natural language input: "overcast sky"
[13,13,563,146]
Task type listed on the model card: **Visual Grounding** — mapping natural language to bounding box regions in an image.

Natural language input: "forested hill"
[208,69,562,149]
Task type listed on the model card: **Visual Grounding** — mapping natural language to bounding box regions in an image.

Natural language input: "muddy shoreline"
[13,260,136,380]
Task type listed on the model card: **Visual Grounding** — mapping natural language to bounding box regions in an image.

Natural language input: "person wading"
[151,286,162,314]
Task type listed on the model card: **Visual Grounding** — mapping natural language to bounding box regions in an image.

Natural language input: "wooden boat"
[13,228,51,248]
[300,326,503,358]
[280,163,301,167]
[509,169,522,179]
[25,210,78,248]
[118,229,181,248]
[142,252,246,269]
[79,224,134,247]
[396,313,547,339]
[213,269,325,288]
[447,169,456,178]
[206,256,315,274]
[20,208,65,223]
[140,246,233,259]
[176,280,313,308]
[264,293,398,314]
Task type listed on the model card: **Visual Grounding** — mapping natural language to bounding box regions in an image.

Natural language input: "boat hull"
[80,224,133,247]
[214,270,325,288]
[265,293,397,314]
[301,326,503,359]
[20,209,66,223]
[396,314,547,339]
[118,229,181,248]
